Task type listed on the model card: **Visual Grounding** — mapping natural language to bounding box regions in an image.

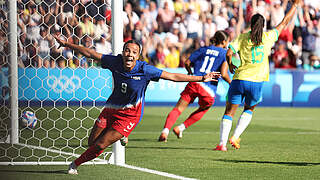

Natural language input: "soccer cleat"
[173,126,182,139]
[213,144,227,152]
[68,161,78,175]
[120,136,128,146]
[158,133,168,142]
[229,136,241,149]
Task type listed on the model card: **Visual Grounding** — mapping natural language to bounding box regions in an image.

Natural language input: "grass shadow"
[0,169,67,174]
[128,145,208,150]
[215,159,320,166]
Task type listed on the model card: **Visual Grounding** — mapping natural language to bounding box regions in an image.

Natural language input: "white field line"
[120,164,197,180]
[0,143,198,179]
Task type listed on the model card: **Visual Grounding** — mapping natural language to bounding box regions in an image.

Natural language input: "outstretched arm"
[54,35,103,60]
[160,71,221,82]
[276,0,301,34]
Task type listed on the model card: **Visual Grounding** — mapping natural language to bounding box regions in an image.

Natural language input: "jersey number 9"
[121,83,127,93]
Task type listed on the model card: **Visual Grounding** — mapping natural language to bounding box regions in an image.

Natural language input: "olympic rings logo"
[47,75,81,93]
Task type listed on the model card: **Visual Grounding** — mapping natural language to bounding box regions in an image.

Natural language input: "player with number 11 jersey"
[159,31,231,142]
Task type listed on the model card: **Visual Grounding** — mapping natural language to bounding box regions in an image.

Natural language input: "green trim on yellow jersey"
[229,44,237,53]
[274,29,279,42]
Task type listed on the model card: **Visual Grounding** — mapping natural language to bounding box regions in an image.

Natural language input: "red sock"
[164,108,181,130]
[74,145,104,166]
[183,109,208,128]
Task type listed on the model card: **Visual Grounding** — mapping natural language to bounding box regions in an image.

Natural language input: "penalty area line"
[120,164,197,180]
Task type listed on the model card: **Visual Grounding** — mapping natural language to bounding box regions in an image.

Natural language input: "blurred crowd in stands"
[0,0,319,70]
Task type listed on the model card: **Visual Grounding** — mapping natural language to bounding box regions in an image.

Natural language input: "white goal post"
[0,0,124,166]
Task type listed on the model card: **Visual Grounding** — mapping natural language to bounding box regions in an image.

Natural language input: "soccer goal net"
[0,0,124,165]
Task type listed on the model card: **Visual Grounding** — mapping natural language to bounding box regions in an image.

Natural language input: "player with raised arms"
[158,31,231,142]
[53,37,221,174]
[214,0,301,151]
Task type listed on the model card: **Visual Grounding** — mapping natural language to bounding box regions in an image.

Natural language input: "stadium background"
[0,0,319,179]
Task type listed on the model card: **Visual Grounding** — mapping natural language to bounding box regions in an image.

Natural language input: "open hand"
[53,35,66,48]
[203,72,221,82]
[229,63,238,74]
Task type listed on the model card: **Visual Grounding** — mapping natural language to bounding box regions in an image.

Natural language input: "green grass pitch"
[0,106,319,179]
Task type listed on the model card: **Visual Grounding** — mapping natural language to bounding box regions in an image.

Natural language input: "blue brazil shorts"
[227,80,264,107]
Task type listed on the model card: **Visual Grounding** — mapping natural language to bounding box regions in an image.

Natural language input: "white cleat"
[68,161,78,175]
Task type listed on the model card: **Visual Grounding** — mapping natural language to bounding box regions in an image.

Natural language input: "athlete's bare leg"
[95,128,123,149]
[174,97,189,112]
[88,124,105,146]
[224,101,239,118]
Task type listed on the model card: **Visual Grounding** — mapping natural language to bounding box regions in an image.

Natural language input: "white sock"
[219,115,233,146]
[178,124,186,132]
[162,128,169,135]
[233,111,253,139]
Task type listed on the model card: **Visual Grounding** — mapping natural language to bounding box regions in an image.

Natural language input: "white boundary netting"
[0,0,123,165]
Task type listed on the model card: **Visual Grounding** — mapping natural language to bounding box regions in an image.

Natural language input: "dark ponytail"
[250,14,265,46]
[210,30,229,46]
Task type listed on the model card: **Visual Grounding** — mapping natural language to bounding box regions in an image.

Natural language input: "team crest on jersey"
[131,76,141,80]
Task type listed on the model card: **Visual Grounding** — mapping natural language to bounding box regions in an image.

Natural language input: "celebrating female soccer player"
[158,31,231,142]
[53,36,221,174]
[214,0,301,151]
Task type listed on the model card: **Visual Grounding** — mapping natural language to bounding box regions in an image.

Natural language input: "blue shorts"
[227,80,264,107]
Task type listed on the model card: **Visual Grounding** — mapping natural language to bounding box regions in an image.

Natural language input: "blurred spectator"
[81,35,97,67]
[0,27,8,68]
[94,18,110,40]
[273,41,289,68]
[270,0,287,28]
[123,2,140,27]
[203,13,217,45]
[215,8,229,31]
[141,1,158,32]
[187,0,201,15]
[37,26,53,68]
[95,35,112,55]
[291,36,303,68]
[305,54,320,71]
[301,7,317,69]
[314,19,320,61]
[157,1,175,32]
[185,5,199,39]
[25,2,41,42]
[164,45,180,68]
[4,0,319,71]
[279,57,295,69]
[61,0,77,20]
[166,23,180,45]
[79,15,95,37]
[173,0,186,16]
[159,0,175,11]
[51,25,64,68]
[152,42,166,67]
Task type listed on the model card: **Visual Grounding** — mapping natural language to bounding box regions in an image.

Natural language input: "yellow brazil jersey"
[229,29,279,82]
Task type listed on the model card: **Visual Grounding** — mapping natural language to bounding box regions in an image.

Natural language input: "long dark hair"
[210,30,229,46]
[250,14,265,46]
